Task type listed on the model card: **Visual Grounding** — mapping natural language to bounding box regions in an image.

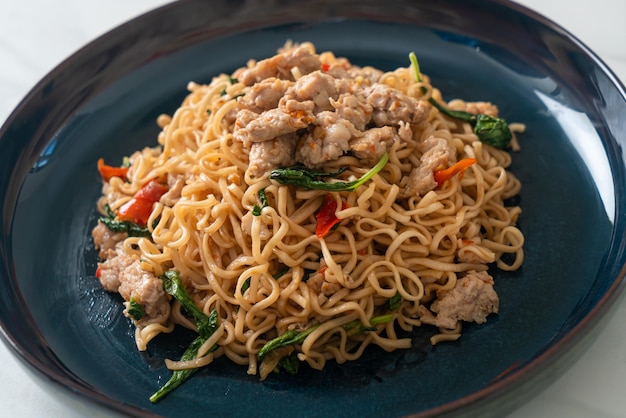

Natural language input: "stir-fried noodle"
[92,42,524,398]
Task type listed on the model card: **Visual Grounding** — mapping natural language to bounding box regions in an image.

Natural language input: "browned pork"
[91,222,127,260]
[97,248,171,325]
[239,45,322,86]
[364,83,428,126]
[238,77,293,112]
[403,136,452,197]
[419,270,499,329]
[232,45,431,179]
[248,133,297,178]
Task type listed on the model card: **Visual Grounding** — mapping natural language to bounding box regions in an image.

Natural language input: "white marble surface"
[0,1,624,417]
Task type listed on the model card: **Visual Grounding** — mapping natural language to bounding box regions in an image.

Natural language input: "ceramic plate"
[1,1,625,417]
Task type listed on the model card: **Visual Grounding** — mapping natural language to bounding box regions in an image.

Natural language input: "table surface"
[0,1,625,417]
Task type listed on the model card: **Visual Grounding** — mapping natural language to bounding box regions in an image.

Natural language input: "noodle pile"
[93,42,524,384]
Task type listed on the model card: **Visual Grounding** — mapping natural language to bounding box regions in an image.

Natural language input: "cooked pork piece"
[403,136,451,197]
[92,222,127,260]
[97,247,170,324]
[239,45,322,86]
[419,270,499,329]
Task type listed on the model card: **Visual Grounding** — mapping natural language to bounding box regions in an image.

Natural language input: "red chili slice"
[315,194,349,238]
[433,158,477,188]
[117,179,168,226]
[97,158,129,182]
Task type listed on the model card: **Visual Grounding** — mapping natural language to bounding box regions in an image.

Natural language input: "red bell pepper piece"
[315,194,349,238]
[97,158,129,182]
[433,158,477,188]
[117,179,168,226]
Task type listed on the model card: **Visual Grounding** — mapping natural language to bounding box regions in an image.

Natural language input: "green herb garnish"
[99,204,152,237]
[387,291,402,311]
[161,271,214,338]
[252,189,268,216]
[220,76,240,97]
[272,266,290,279]
[241,277,251,296]
[277,352,300,375]
[257,326,319,361]
[149,271,219,403]
[269,152,388,191]
[149,334,205,404]
[127,297,145,321]
[343,314,394,336]
[257,314,393,361]
[409,52,512,149]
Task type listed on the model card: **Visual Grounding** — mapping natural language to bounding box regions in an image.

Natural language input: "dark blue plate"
[1,1,625,417]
